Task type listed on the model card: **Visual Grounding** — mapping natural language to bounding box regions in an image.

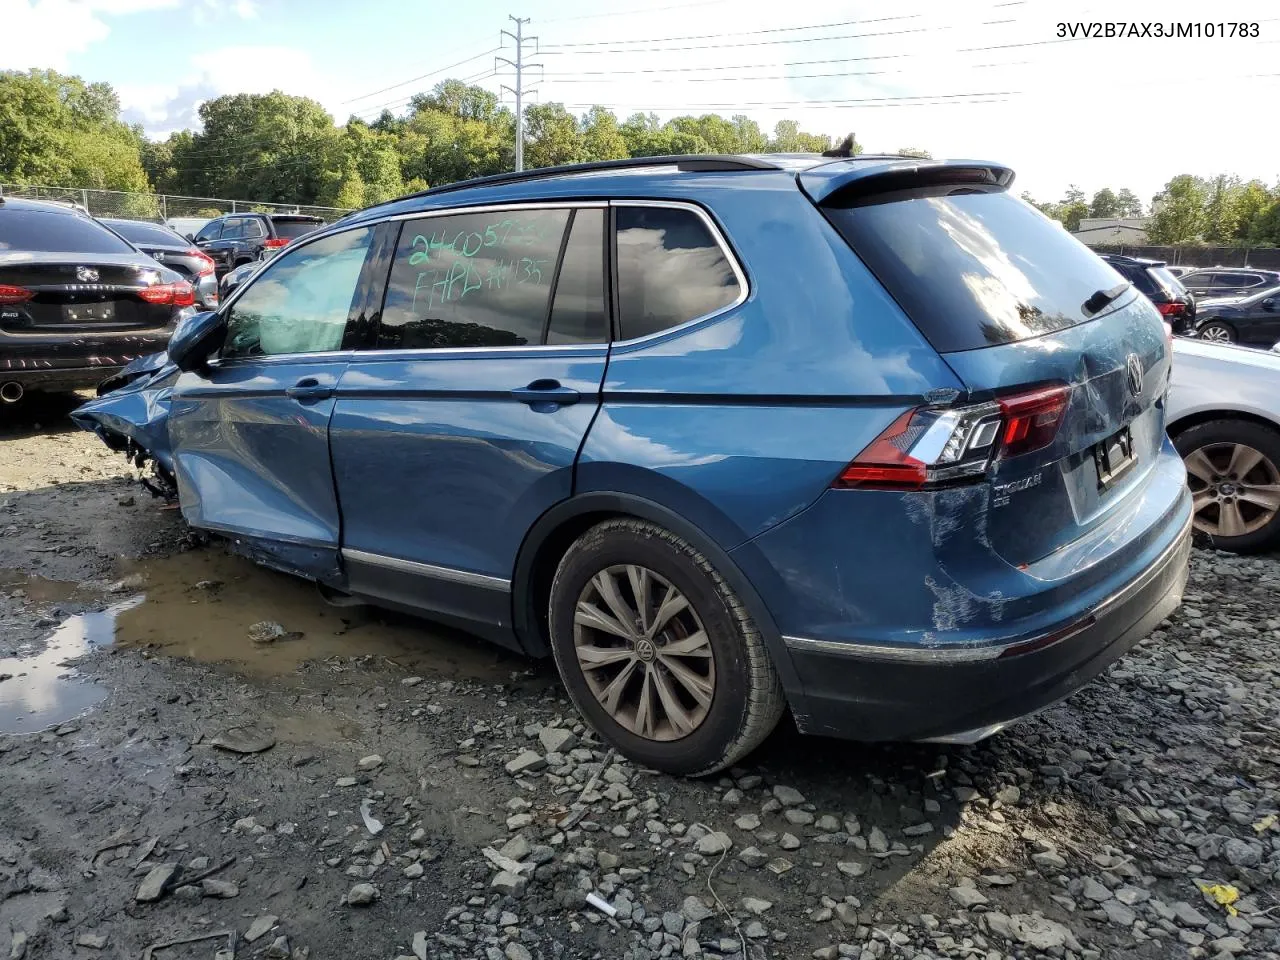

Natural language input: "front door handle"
[511,379,580,407]
[286,377,334,403]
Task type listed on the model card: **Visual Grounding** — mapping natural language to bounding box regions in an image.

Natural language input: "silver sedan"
[1168,336,1280,552]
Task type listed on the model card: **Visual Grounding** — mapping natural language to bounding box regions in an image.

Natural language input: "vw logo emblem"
[1125,354,1143,398]
[634,638,656,662]
[76,266,100,282]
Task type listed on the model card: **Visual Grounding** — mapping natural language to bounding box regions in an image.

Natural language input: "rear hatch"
[0,253,179,333]
[807,162,1172,566]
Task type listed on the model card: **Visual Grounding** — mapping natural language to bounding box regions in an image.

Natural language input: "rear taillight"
[0,284,34,305]
[834,384,1070,491]
[189,249,216,276]
[263,237,290,249]
[138,281,196,306]
[1156,302,1183,316]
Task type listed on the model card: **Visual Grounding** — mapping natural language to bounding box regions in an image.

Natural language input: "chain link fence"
[0,184,352,225]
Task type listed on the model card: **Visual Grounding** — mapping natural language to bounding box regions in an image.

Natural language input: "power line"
[540,0,733,24]
[541,11,928,47]
[340,46,501,105]
[538,60,1028,82]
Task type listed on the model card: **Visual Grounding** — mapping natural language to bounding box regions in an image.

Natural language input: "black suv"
[1100,254,1196,334]
[0,197,193,399]
[193,213,323,275]
[1177,267,1280,301]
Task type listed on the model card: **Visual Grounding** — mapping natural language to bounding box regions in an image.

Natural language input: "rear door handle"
[511,379,580,407]
[286,377,334,402]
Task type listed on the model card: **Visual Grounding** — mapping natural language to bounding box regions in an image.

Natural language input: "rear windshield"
[0,209,135,255]
[823,188,1126,353]
[108,220,184,246]
[271,219,321,240]
[1149,266,1184,297]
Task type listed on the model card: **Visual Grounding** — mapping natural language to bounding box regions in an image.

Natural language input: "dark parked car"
[74,154,1190,775]
[1099,254,1196,334]
[1178,267,1280,301]
[0,197,194,400]
[193,213,323,275]
[1194,284,1280,345]
[100,218,218,309]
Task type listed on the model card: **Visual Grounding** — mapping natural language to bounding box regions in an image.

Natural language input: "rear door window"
[822,188,1132,353]
[547,209,607,344]
[221,219,245,241]
[615,205,742,341]
[242,218,266,239]
[0,209,135,254]
[272,219,322,240]
[378,208,571,349]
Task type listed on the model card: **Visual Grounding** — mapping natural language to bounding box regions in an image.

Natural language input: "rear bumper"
[782,505,1191,742]
[0,364,129,391]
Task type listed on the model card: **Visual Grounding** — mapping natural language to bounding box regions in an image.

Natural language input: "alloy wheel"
[1199,324,1233,343]
[572,564,715,742]
[1184,442,1280,537]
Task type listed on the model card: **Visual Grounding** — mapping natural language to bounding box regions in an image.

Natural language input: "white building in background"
[1073,217,1149,245]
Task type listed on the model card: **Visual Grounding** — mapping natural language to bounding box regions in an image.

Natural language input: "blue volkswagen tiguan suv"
[75,154,1192,775]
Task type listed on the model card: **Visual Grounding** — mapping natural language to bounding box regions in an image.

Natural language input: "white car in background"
[1168,337,1280,553]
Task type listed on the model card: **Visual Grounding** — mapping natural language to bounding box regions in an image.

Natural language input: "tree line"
[1,69,867,212]
[1021,175,1280,247]
[5,68,1275,246]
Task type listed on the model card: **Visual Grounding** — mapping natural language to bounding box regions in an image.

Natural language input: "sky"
[5,0,1279,206]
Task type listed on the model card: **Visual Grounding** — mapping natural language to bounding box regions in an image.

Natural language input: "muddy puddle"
[0,597,140,735]
[109,548,523,681]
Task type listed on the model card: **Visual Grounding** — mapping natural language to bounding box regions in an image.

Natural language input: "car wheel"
[548,518,785,776]
[1198,322,1236,343]
[1174,419,1280,553]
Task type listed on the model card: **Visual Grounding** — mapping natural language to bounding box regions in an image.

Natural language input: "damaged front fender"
[72,351,178,496]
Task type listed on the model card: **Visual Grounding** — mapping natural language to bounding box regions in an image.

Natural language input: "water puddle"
[0,569,82,604]
[0,597,141,735]
[0,548,530,735]
[109,549,521,681]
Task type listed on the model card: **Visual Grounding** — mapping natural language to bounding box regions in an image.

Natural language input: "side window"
[221,219,245,241]
[1239,273,1263,287]
[547,210,607,345]
[195,221,222,242]
[378,209,570,349]
[222,227,373,360]
[615,205,741,341]
[243,218,266,239]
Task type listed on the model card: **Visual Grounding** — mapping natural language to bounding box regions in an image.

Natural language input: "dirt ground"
[1,394,1278,960]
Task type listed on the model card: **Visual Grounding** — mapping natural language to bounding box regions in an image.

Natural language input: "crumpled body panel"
[70,351,177,477]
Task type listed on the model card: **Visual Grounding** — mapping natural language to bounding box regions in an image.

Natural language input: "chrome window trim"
[342,548,511,591]
[608,199,750,349]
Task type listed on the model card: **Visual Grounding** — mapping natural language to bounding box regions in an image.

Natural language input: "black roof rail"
[360,154,784,213]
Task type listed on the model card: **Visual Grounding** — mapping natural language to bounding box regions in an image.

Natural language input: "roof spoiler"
[800,159,1015,204]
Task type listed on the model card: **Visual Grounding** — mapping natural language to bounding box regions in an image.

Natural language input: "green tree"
[1088,187,1120,219]
[523,103,584,169]
[1202,174,1244,244]
[1057,185,1088,232]
[580,106,627,162]
[1146,175,1208,244]
[895,147,932,159]
[0,69,149,191]
[767,120,830,153]
[1115,188,1143,217]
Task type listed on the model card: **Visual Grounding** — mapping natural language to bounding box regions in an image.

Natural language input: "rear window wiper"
[1082,282,1130,317]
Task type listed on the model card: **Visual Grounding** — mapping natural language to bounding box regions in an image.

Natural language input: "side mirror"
[1264,298,1276,311]
[168,310,226,372]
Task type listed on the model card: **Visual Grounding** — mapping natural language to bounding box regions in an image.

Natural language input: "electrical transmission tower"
[497,16,541,172]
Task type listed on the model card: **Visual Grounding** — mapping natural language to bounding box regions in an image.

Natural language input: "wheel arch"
[509,491,805,703]
[1167,406,1280,440]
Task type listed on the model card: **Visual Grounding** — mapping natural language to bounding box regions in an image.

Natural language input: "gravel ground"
[1,401,1278,960]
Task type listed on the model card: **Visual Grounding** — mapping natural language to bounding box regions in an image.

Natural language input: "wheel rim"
[1200,325,1232,343]
[572,564,715,742]
[1184,442,1280,537]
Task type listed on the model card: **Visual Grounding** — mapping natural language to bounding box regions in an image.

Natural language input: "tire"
[548,518,785,776]
[1197,322,1236,343]
[1173,418,1280,553]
